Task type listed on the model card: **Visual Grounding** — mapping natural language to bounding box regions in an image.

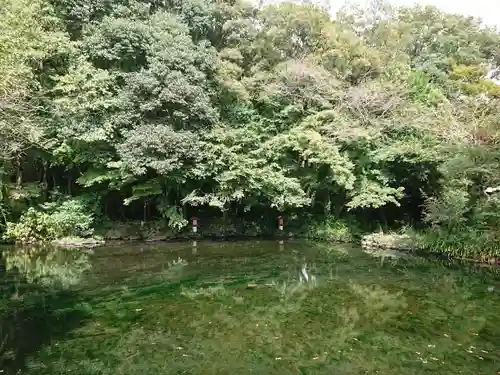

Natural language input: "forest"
[1,0,500,259]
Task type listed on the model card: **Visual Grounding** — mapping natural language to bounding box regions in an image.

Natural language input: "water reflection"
[2,245,92,290]
[299,263,316,285]
[1,240,499,375]
[1,245,93,374]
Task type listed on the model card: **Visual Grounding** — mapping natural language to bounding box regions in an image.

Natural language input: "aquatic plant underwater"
[1,240,499,374]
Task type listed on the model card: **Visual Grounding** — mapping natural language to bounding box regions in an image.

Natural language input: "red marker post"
[277,216,284,232]
[277,215,284,249]
[192,216,199,233]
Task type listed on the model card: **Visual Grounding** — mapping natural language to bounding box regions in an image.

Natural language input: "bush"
[5,199,94,243]
[50,200,95,238]
[302,217,359,243]
[406,226,500,261]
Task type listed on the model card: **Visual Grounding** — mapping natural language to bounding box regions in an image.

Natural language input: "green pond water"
[1,240,499,375]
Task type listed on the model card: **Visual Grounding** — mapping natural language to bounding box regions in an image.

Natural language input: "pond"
[1,240,499,375]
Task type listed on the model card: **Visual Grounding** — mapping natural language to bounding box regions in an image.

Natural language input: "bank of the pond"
[2,216,353,246]
[4,216,499,265]
[94,221,500,265]
[361,232,500,266]
[88,218,357,244]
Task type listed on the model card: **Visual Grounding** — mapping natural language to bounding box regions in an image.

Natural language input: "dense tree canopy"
[1,0,500,255]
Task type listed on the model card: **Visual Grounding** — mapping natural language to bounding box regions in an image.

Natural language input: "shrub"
[5,199,94,243]
[303,217,359,243]
[406,226,500,260]
[50,200,94,238]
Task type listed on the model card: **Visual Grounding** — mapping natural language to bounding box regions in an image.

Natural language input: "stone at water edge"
[145,235,167,242]
[51,237,105,248]
[361,233,414,251]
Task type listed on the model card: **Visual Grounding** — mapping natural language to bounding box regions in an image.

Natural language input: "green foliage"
[50,200,95,236]
[410,226,500,260]
[158,204,188,231]
[302,217,359,243]
[408,70,444,106]
[0,0,69,161]
[5,200,94,243]
[6,208,54,243]
[2,0,500,258]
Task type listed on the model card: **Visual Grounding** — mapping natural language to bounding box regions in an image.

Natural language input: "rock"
[145,235,167,242]
[126,235,141,241]
[51,237,105,248]
[104,229,124,240]
[361,233,414,251]
[100,222,143,240]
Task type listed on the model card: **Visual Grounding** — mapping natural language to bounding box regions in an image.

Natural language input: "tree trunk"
[16,157,22,188]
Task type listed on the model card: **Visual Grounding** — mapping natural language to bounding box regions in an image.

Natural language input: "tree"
[0,0,68,162]
[2,0,500,257]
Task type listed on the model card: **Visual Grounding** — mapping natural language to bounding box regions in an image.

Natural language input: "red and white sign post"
[277,215,284,249]
[277,216,284,232]
[192,217,199,233]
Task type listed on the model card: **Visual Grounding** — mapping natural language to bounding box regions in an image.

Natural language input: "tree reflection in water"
[1,240,499,375]
[1,245,92,374]
[2,245,92,291]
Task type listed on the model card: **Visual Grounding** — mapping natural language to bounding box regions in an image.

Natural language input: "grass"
[404,226,500,262]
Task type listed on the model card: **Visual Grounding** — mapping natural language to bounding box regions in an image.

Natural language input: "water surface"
[1,240,499,374]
